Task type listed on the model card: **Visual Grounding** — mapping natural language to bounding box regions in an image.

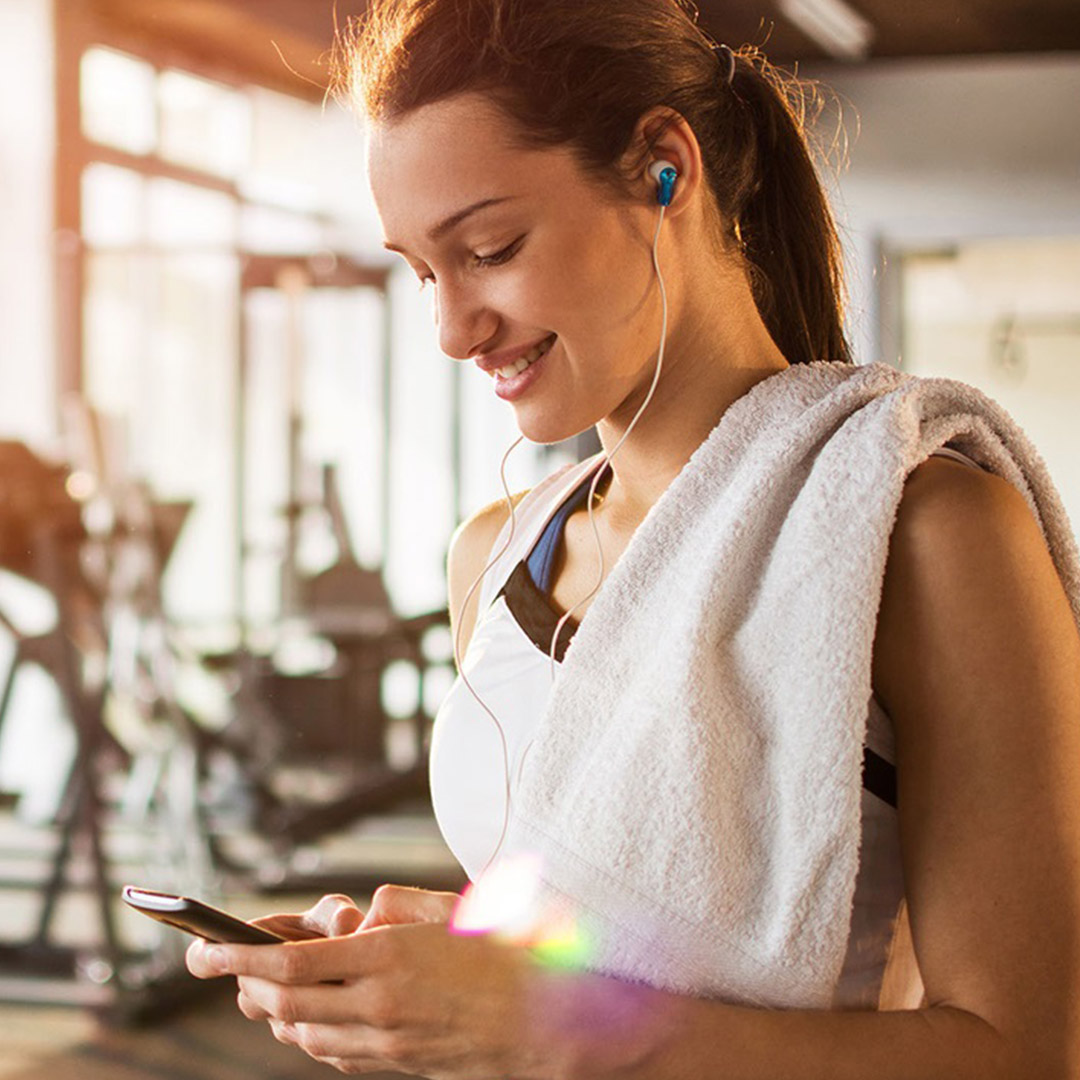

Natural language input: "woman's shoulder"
[447,456,596,577]
[872,449,1066,720]
[449,489,532,568]
[446,489,532,662]
[895,452,1035,547]
[445,456,602,658]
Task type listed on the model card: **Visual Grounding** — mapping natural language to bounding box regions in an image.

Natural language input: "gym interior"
[0,0,1077,1076]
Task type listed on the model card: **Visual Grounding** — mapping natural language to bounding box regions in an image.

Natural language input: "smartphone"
[122,885,286,945]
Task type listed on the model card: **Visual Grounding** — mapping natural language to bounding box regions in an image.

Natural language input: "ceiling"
[82,0,1080,104]
[219,0,1080,63]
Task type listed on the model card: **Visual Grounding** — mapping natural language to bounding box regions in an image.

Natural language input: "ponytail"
[721,51,851,366]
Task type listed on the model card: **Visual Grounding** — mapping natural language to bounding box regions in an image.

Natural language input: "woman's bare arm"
[868,456,1080,1075]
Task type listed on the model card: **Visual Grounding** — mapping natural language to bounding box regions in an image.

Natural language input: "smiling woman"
[185,2,1080,1078]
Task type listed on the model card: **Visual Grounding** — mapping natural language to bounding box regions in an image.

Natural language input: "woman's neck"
[593,268,789,529]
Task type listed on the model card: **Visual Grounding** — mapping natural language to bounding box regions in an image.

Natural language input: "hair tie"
[713,42,737,87]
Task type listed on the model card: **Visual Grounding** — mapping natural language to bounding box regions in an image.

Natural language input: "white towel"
[501,360,1080,1009]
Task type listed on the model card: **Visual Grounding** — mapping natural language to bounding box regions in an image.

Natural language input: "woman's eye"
[474,236,525,269]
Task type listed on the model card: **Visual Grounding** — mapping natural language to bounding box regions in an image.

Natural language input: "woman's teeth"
[495,335,556,379]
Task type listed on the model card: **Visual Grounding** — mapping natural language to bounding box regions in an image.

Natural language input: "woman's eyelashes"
[413,234,526,291]
[473,234,526,269]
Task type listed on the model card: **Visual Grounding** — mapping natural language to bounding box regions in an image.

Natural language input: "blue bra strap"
[525,466,602,594]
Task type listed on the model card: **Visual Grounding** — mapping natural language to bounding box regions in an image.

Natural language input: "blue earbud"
[648,160,679,207]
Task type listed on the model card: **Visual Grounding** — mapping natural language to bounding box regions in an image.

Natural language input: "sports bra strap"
[475,454,604,614]
[526,464,604,594]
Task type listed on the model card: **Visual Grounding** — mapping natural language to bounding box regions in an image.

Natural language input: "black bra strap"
[862,746,898,808]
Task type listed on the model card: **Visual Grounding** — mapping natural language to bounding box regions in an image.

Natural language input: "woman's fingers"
[280,1021,397,1067]
[238,975,381,1025]
[195,928,390,985]
[237,984,271,1021]
[186,937,223,979]
[249,914,325,941]
[269,1018,294,1044]
[359,884,460,930]
[185,894,365,980]
[238,895,366,941]
[185,895,365,981]
[225,924,539,1077]
[267,1023,390,1075]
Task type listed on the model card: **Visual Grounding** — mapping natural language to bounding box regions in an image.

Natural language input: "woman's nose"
[433,279,499,361]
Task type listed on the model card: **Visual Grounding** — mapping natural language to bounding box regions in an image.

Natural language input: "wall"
[808,52,1080,531]
[808,53,1080,366]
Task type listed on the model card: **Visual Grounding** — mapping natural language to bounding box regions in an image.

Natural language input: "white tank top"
[431,445,983,1009]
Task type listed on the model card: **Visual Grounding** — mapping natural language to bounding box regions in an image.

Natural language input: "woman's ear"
[625,106,705,216]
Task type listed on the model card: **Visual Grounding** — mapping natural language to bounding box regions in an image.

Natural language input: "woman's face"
[367,92,665,444]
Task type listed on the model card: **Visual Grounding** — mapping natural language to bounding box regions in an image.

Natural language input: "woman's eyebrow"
[383,196,519,253]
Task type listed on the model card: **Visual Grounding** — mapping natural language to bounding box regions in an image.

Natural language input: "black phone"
[122,886,286,945]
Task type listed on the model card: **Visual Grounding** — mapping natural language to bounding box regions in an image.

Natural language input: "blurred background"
[0,0,1076,1075]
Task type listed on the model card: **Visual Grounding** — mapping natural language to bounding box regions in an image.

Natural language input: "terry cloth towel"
[490,359,1080,1010]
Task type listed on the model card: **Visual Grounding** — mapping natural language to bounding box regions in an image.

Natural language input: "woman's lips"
[493,333,557,379]
[493,336,557,402]
[473,333,556,376]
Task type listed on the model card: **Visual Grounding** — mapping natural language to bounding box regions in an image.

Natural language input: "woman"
[188,1,1080,1076]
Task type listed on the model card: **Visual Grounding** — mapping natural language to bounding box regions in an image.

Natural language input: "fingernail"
[205,945,226,971]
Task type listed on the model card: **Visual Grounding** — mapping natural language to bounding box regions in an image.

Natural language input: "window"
[80,47,156,155]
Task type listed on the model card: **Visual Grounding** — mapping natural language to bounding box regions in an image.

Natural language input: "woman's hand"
[184,892,363,1003]
[188,913,554,1078]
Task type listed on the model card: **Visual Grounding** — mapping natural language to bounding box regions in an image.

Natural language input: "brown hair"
[333,0,852,367]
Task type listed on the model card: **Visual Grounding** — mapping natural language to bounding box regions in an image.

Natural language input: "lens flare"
[449,853,591,967]
[528,912,591,969]
[450,853,543,939]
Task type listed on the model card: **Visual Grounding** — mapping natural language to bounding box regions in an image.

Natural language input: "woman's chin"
[514,409,595,448]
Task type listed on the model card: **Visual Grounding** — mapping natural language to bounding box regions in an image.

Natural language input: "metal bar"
[53,0,89,402]
[235,285,249,640]
[30,524,122,966]
[242,255,388,291]
[32,761,80,945]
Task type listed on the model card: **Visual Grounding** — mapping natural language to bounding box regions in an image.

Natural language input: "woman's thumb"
[304,893,364,937]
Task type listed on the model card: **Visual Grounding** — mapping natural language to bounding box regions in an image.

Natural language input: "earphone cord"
[455,200,671,874]
[452,432,525,879]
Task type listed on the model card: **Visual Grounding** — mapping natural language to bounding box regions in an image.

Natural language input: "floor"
[0,993,400,1080]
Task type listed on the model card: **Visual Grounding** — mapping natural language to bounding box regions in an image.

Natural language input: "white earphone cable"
[451,433,525,878]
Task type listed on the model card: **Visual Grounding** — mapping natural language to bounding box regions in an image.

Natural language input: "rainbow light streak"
[449,853,593,968]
